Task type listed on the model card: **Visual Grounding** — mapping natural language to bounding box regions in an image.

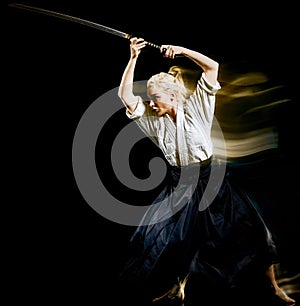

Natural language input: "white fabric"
[126,73,221,166]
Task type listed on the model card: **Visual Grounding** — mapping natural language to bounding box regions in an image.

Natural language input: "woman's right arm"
[118,37,147,114]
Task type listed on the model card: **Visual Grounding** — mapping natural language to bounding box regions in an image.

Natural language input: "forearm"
[181,48,218,73]
[118,57,139,113]
[181,47,219,85]
[161,45,219,85]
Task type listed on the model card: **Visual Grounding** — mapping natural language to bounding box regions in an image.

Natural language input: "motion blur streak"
[212,64,291,159]
[275,264,300,298]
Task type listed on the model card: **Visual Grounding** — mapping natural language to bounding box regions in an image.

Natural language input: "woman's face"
[147,87,176,117]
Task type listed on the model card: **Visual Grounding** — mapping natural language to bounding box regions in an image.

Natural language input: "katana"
[9,3,162,50]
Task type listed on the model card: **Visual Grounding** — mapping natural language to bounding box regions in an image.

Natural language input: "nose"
[149,100,155,107]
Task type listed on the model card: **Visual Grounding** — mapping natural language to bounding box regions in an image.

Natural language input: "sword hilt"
[126,36,167,55]
[145,41,167,55]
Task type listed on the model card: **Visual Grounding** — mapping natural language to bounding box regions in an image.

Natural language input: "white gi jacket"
[126,73,221,166]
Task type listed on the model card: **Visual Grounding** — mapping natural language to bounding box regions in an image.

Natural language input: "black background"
[5,0,299,304]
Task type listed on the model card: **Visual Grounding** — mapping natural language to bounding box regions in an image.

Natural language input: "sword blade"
[9,3,131,39]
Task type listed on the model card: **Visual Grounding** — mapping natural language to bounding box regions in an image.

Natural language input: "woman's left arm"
[160,45,219,85]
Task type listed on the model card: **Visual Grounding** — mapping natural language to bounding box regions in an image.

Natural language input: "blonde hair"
[167,66,185,84]
[147,71,188,101]
[168,65,200,96]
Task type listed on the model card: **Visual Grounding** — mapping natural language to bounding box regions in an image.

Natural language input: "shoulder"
[198,73,221,95]
[126,98,157,120]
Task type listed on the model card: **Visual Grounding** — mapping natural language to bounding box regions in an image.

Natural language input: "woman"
[117,37,295,305]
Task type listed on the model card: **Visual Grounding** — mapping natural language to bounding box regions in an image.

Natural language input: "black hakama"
[118,160,278,304]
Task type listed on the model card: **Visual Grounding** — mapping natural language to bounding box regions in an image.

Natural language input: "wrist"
[130,54,138,61]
